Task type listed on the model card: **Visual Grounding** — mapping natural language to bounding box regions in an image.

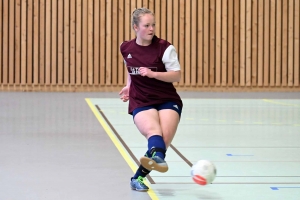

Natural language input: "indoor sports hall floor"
[1,91,299,200]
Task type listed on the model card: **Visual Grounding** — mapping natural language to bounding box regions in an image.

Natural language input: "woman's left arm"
[138,45,181,83]
[139,69,181,82]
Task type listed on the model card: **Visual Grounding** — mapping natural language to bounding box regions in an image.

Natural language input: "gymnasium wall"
[0,0,299,92]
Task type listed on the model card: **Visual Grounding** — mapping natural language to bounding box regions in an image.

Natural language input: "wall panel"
[45,0,51,85]
[15,0,21,84]
[295,0,300,86]
[33,0,39,85]
[276,0,282,86]
[51,0,57,84]
[9,0,15,84]
[64,0,70,85]
[0,0,2,84]
[245,0,251,86]
[221,0,227,86]
[269,0,276,86]
[40,0,45,85]
[3,0,9,84]
[1,0,299,91]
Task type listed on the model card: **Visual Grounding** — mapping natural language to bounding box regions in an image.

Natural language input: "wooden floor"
[1,91,299,200]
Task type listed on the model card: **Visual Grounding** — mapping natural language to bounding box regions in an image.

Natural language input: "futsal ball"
[191,160,217,185]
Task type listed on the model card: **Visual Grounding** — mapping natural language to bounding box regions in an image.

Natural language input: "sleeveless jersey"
[120,35,183,114]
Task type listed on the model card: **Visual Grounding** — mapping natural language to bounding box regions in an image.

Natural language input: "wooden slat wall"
[1,0,299,91]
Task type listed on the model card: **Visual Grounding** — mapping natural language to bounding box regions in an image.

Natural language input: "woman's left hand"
[139,67,155,78]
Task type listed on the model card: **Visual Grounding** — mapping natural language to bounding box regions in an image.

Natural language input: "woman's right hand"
[119,86,130,102]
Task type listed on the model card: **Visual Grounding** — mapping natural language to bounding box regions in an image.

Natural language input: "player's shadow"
[156,188,221,199]
[156,189,176,197]
[196,193,222,200]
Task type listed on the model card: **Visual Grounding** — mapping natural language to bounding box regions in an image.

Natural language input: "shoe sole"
[131,187,148,192]
[140,157,168,173]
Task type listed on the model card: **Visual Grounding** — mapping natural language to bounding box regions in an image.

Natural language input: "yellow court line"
[263,99,300,107]
[85,98,159,200]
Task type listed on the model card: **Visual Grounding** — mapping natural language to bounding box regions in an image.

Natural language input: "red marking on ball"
[192,175,207,185]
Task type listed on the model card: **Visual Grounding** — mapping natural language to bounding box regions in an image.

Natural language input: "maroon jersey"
[120,35,183,114]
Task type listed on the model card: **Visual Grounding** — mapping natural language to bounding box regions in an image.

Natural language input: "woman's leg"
[135,108,180,172]
[130,108,164,191]
[133,108,169,172]
[158,109,180,148]
[130,108,180,191]
[133,108,162,139]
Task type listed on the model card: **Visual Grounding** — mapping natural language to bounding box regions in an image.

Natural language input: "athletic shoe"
[140,153,168,173]
[130,176,149,192]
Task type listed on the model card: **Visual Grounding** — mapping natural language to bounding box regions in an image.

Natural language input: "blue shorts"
[132,102,182,119]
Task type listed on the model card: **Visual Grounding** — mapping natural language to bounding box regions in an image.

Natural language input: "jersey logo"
[129,67,140,75]
[127,54,132,58]
[127,66,158,75]
[173,105,178,110]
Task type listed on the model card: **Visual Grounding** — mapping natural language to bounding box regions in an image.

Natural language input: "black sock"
[132,165,151,180]
[144,150,151,157]
[148,135,166,159]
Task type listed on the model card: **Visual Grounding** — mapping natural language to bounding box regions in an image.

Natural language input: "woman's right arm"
[126,71,131,87]
[119,71,131,102]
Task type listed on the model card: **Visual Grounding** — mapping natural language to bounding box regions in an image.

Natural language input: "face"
[134,14,155,44]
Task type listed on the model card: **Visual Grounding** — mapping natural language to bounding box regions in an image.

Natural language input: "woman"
[119,7,183,192]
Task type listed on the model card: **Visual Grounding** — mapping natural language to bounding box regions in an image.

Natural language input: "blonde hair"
[131,8,154,29]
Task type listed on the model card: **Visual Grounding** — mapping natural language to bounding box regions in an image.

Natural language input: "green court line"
[263,99,300,107]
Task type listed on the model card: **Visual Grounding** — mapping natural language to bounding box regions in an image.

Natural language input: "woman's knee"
[162,132,175,148]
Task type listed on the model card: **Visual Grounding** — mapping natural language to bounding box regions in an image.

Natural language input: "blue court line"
[227,154,254,156]
[271,187,300,190]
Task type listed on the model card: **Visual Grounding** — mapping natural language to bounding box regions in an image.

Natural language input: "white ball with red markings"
[191,160,217,185]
